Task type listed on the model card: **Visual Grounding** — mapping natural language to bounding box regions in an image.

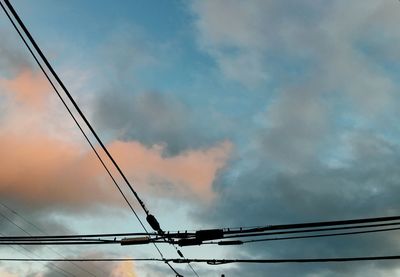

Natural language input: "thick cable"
[0,2,182,276]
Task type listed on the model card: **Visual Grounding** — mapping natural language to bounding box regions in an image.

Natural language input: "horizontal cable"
[203,226,400,245]
[2,255,400,264]
[221,221,400,239]
[223,215,400,235]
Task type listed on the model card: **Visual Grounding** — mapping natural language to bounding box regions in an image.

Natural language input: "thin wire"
[221,221,400,240]
[0,231,74,277]
[242,226,400,243]
[2,0,150,217]
[0,210,97,276]
[0,203,108,276]
[203,226,400,245]
[2,221,400,241]
[2,256,400,264]
[0,0,143,230]
[180,256,400,264]
[0,241,120,245]
[223,215,400,235]
[0,2,182,276]
[0,233,154,240]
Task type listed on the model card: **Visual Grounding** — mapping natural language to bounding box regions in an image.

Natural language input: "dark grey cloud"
[195,130,400,276]
[92,90,220,155]
[89,24,227,155]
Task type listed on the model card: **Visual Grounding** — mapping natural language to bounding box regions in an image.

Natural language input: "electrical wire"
[4,225,399,246]
[0,232,74,277]
[0,203,108,276]
[203,226,400,245]
[2,255,400,264]
[0,1,184,275]
[220,221,400,240]
[0,209,98,276]
[2,0,150,217]
[223,215,400,235]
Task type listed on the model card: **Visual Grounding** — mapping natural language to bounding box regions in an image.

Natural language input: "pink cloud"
[111,261,138,277]
[109,140,232,199]
[0,68,51,109]
[0,130,232,210]
[0,65,233,211]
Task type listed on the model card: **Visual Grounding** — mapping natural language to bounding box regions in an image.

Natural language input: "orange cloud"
[109,140,232,199]
[111,261,138,277]
[0,68,51,109]
[0,132,121,209]
[0,270,18,277]
[0,126,232,210]
[0,66,233,210]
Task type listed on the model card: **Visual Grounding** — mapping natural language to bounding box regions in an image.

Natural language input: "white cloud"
[191,0,399,113]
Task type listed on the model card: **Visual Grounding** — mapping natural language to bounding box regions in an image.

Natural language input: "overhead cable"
[0,2,184,275]
[2,255,400,264]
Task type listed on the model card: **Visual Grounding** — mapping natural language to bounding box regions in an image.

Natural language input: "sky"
[1,0,400,276]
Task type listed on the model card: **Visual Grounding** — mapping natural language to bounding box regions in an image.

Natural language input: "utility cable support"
[0,2,183,276]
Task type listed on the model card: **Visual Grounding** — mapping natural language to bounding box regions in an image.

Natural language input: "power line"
[0,241,119,245]
[2,255,400,264]
[220,221,400,240]
[2,0,151,219]
[0,209,98,276]
[203,226,400,245]
[0,232,153,240]
[223,215,400,235]
[0,202,108,276]
[2,224,400,246]
[0,1,184,276]
[0,232,74,277]
[0,0,144,232]
[2,220,400,242]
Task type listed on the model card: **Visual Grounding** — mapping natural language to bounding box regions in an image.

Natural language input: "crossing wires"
[0,0,188,275]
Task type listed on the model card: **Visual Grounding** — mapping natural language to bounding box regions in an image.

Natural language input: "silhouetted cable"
[0,232,154,240]
[176,256,400,264]
[203,226,400,245]
[0,202,107,276]
[2,0,150,217]
[0,209,98,276]
[0,2,183,276]
[223,215,400,235]
[2,255,400,264]
[0,0,144,232]
[0,230,75,277]
[221,221,400,240]
[0,241,121,246]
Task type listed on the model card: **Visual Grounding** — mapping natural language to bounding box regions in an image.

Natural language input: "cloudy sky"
[1,0,400,276]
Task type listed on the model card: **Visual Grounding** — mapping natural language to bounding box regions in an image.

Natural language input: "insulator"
[146,214,161,231]
[218,240,243,245]
[196,229,224,241]
[120,236,150,245]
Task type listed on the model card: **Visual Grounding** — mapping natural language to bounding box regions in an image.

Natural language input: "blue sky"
[1,0,400,276]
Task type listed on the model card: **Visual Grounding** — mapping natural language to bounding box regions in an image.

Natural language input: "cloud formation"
[111,261,138,277]
[0,68,51,109]
[190,1,400,276]
[0,67,232,212]
[93,91,218,155]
